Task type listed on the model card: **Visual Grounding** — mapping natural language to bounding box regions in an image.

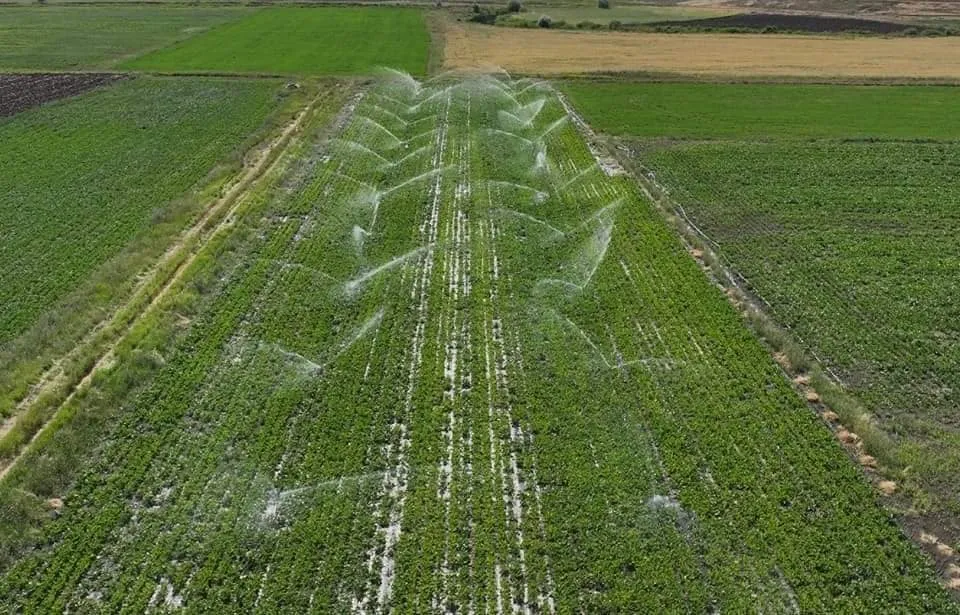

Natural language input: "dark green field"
[125,7,431,76]
[563,81,960,140]
[0,6,251,71]
[566,79,960,544]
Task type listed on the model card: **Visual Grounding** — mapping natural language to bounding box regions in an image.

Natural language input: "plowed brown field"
[443,22,960,79]
[0,73,123,117]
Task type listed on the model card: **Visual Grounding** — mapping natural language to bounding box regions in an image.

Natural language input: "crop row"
[641,140,960,535]
[0,74,952,612]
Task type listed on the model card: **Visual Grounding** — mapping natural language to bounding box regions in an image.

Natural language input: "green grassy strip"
[562,81,960,140]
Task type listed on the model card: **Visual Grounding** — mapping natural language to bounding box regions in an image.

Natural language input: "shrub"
[507,0,522,12]
[538,14,552,27]
[598,0,610,8]
[472,2,480,12]
[609,19,622,30]
[469,10,498,24]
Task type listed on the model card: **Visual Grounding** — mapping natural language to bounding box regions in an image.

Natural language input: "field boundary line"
[0,87,333,483]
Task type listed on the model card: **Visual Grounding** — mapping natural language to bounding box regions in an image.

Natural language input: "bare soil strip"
[443,22,960,78]
[0,90,330,483]
[0,73,125,117]
[646,13,913,33]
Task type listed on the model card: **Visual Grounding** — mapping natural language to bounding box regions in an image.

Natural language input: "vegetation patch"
[0,73,952,612]
[496,4,733,27]
[561,81,960,140]
[126,7,431,76]
[0,76,283,407]
[0,6,251,71]
[567,78,960,557]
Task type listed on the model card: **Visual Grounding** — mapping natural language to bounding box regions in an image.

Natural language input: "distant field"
[443,21,960,78]
[126,7,430,76]
[562,82,960,139]
[501,5,734,26]
[570,81,960,546]
[0,6,250,71]
[0,76,280,346]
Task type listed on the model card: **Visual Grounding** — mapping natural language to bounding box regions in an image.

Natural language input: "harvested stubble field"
[565,79,960,569]
[443,21,960,78]
[0,72,953,612]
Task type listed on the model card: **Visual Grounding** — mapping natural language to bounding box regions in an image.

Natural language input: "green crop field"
[0,74,952,612]
[563,81,960,140]
[0,6,251,71]
[126,7,431,76]
[0,76,281,350]
[565,79,960,545]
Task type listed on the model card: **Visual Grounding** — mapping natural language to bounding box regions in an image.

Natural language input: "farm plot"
[565,79,960,548]
[0,6,251,71]
[0,73,124,118]
[561,81,960,140]
[0,73,952,612]
[636,139,960,540]
[0,76,284,414]
[125,8,431,76]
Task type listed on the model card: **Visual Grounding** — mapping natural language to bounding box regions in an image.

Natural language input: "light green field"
[0,6,251,71]
[126,7,431,76]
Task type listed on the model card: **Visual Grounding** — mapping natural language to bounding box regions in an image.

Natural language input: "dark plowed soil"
[648,13,913,33]
[0,73,126,118]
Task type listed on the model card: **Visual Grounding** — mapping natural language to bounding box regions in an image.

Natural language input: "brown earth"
[443,21,960,78]
[647,12,915,31]
[0,73,124,118]
[677,0,960,19]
